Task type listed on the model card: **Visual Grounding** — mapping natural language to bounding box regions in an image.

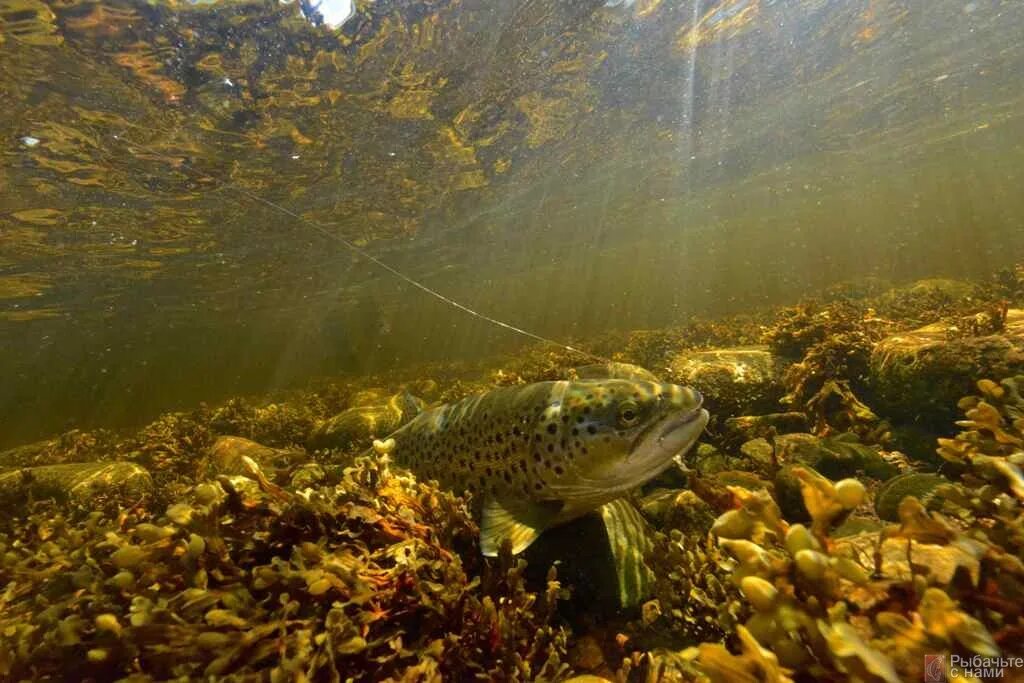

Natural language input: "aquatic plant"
[117,408,217,504]
[930,377,1024,643]
[763,277,1021,442]
[765,301,891,441]
[673,466,1006,682]
[643,528,745,645]
[209,396,328,450]
[0,456,571,680]
[989,263,1024,304]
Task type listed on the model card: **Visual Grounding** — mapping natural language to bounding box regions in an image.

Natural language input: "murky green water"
[2,0,1023,443]
[5,3,1024,680]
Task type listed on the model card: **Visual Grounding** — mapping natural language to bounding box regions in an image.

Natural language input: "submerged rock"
[723,412,810,442]
[771,434,896,521]
[290,462,327,488]
[690,442,734,475]
[639,488,717,535]
[869,308,1024,424]
[0,439,58,468]
[0,430,107,468]
[715,471,774,495]
[0,462,152,506]
[875,278,983,313]
[309,391,425,451]
[773,465,811,522]
[874,472,948,522]
[774,433,898,481]
[738,438,775,470]
[205,435,307,481]
[667,346,787,416]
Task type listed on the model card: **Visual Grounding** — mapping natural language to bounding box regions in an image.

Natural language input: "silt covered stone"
[0,461,153,506]
[667,346,788,417]
[869,309,1024,425]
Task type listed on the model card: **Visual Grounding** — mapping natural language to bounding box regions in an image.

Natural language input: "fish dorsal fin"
[575,362,661,382]
[480,497,562,557]
[599,498,657,608]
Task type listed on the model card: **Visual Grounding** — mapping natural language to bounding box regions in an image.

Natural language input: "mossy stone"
[869,309,1024,426]
[773,464,811,523]
[667,346,788,417]
[874,472,948,522]
[0,462,153,506]
[723,412,810,442]
[774,433,897,481]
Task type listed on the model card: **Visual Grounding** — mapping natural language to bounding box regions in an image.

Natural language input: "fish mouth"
[655,405,708,444]
[635,406,709,468]
[608,402,709,491]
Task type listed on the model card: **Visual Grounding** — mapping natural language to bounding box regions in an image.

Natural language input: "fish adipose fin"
[599,498,657,608]
[480,497,562,556]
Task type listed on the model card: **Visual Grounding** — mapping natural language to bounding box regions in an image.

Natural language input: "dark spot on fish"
[533,451,542,462]
[583,407,591,415]
[587,425,597,435]
[503,471,512,483]
[561,415,569,423]
[547,444,554,453]
[513,426,521,436]
[554,465,564,476]
[534,482,543,491]
[546,423,557,435]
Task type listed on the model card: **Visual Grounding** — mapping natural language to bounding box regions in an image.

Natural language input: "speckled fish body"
[384,376,708,556]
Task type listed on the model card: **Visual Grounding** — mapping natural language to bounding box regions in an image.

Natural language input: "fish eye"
[618,400,640,427]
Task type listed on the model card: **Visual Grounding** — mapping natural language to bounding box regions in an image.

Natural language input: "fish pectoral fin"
[599,498,657,609]
[480,497,562,557]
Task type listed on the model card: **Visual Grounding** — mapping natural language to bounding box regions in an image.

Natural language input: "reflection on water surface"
[1,0,1023,441]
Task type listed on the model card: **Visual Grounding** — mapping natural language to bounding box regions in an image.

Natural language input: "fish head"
[535,379,708,506]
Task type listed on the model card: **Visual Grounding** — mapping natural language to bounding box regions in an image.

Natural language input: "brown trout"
[380,368,708,559]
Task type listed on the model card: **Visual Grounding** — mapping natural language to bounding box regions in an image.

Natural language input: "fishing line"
[214,175,611,364]
[74,26,612,364]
